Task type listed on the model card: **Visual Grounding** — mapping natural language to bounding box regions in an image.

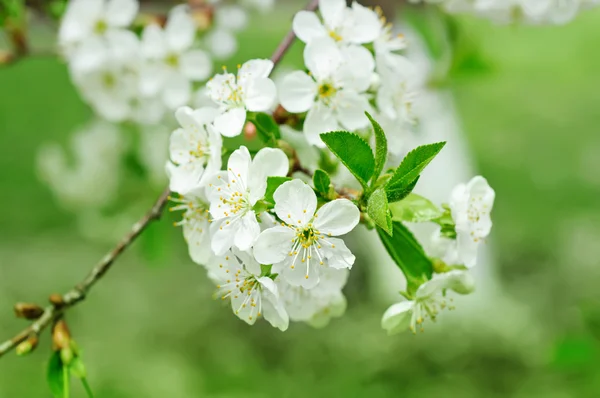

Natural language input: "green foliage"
[0,0,24,25]
[249,112,280,147]
[140,220,170,267]
[377,221,434,295]
[385,142,446,202]
[367,188,392,235]
[264,176,291,204]
[47,351,65,398]
[320,131,375,190]
[366,112,387,184]
[389,193,443,223]
[313,169,336,200]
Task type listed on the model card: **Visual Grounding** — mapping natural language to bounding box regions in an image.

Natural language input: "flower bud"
[16,335,39,356]
[14,303,44,320]
[243,121,257,141]
[60,347,74,366]
[49,294,65,308]
[52,319,71,351]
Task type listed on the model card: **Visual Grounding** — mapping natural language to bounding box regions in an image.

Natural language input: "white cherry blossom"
[206,146,289,255]
[278,37,374,147]
[206,59,277,137]
[207,249,289,330]
[449,176,495,268]
[171,191,212,265]
[381,270,475,335]
[277,267,348,327]
[205,5,248,60]
[253,180,360,289]
[140,7,212,109]
[166,106,222,195]
[293,0,380,45]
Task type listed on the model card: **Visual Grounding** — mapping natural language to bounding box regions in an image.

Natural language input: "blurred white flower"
[253,180,359,289]
[293,0,380,45]
[140,7,212,109]
[166,106,222,195]
[206,146,288,255]
[241,0,275,12]
[206,59,277,137]
[381,270,475,335]
[277,267,348,327]
[138,124,170,187]
[278,37,374,147]
[37,119,125,209]
[205,5,248,60]
[207,249,289,331]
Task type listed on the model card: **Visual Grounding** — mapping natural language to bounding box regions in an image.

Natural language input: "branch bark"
[0,0,319,359]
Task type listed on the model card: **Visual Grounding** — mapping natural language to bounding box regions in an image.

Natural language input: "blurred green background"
[1,3,600,397]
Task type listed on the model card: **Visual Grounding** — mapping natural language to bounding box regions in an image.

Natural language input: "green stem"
[81,377,94,398]
[62,365,70,398]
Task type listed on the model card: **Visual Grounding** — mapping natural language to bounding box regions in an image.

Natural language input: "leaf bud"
[14,303,44,320]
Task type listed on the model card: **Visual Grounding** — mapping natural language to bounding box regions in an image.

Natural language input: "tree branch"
[0,0,319,359]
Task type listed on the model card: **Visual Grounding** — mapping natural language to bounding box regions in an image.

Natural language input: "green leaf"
[367,188,392,235]
[320,131,375,190]
[386,177,419,203]
[389,193,443,223]
[366,112,387,183]
[47,351,65,398]
[313,169,331,196]
[69,357,87,379]
[264,176,292,204]
[377,221,434,295]
[386,142,446,193]
[251,112,280,147]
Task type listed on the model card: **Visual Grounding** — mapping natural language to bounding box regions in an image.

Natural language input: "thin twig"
[0,0,319,358]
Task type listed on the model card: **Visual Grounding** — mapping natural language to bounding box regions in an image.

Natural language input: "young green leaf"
[264,176,292,204]
[377,221,434,295]
[313,169,331,196]
[389,193,443,223]
[320,131,375,190]
[386,142,446,192]
[365,112,387,183]
[367,188,392,235]
[386,176,419,203]
[251,112,281,147]
[47,351,66,398]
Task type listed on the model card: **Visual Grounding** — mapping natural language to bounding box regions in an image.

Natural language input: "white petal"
[304,36,343,81]
[180,50,212,81]
[244,78,277,112]
[165,7,195,51]
[253,227,296,265]
[238,59,274,82]
[227,145,252,187]
[210,218,237,255]
[234,212,261,251]
[105,29,140,66]
[337,45,374,92]
[314,199,360,236]
[162,73,191,109]
[456,231,480,268]
[141,24,167,58]
[138,63,167,96]
[258,277,289,331]
[69,36,108,73]
[278,71,317,113]
[183,219,212,265]
[319,0,347,30]
[192,106,220,126]
[248,148,289,204]
[273,180,317,227]
[59,0,103,44]
[320,237,355,269]
[292,11,327,43]
[205,29,238,60]
[231,289,259,325]
[215,5,248,31]
[105,0,139,27]
[279,256,320,289]
[381,301,414,335]
[213,107,246,137]
[166,161,205,195]
[347,2,380,44]
[334,90,370,131]
[304,104,339,148]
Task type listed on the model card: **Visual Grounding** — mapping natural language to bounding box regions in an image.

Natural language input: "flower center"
[102,72,116,89]
[410,295,455,334]
[94,19,107,35]
[328,30,343,42]
[165,53,180,68]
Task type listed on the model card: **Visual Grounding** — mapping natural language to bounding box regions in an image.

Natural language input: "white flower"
[293,0,380,45]
[205,5,248,60]
[253,180,360,289]
[59,0,139,72]
[278,37,374,147]
[140,6,212,109]
[171,191,212,265]
[449,176,495,268]
[166,106,222,195]
[138,124,170,187]
[206,59,277,137]
[207,249,289,331]
[206,146,289,255]
[277,267,348,327]
[241,0,275,12]
[381,270,475,335]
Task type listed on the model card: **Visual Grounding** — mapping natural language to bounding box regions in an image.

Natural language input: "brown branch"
[0,0,319,358]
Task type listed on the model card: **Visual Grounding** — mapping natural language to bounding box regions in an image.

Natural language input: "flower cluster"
[57,0,268,124]
[414,0,600,25]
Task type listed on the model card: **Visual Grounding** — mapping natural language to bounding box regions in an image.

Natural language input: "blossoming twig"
[0,0,319,359]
